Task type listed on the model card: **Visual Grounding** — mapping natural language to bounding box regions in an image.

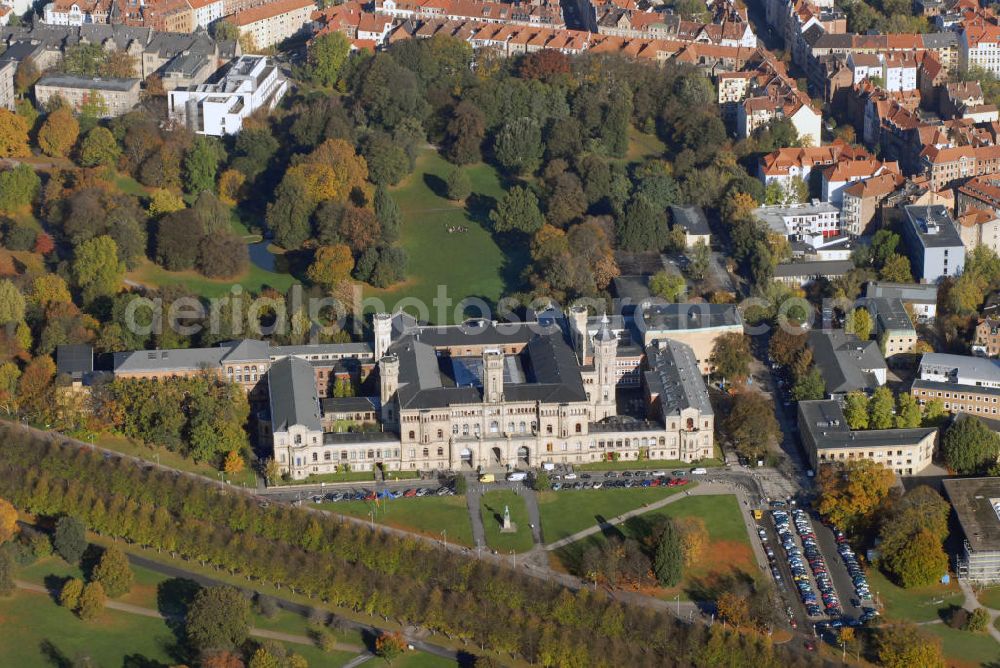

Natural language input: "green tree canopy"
[53,516,87,564]
[78,126,121,167]
[185,586,251,652]
[843,391,869,430]
[92,545,133,598]
[869,386,895,430]
[942,416,1000,475]
[305,32,350,87]
[653,520,683,587]
[490,186,544,235]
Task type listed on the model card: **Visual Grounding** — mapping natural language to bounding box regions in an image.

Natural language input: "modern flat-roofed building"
[752,200,842,242]
[34,74,140,117]
[911,353,1000,418]
[773,259,854,286]
[864,296,917,358]
[808,329,887,398]
[168,55,287,136]
[798,399,936,475]
[943,477,1000,583]
[902,204,966,283]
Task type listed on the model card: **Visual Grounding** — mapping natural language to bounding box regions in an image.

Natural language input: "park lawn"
[866,569,964,624]
[536,485,691,544]
[83,534,481,661]
[623,127,666,163]
[0,587,183,667]
[272,469,420,486]
[79,430,258,487]
[321,495,475,547]
[480,489,535,553]
[390,651,461,667]
[921,623,1000,668]
[575,458,724,472]
[364,149,527,323]
[126,253,298,299]
[114,172,151,198]
[553,494,756,600]
[977,585,1000,610]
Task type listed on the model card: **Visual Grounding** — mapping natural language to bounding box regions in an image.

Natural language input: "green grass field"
[321,495,474,547]
[537,485,691,544]
[574,458,723,472]
[623,127,666,163]
[977,585,1000,610]
[480,489,535,553]
[921,622,1000,667]
[272,469,420,486]
[865,569,964,624]
[0,587,185,667]
[74,430,259,487]
[126,251,299,299]
[363,150,528,323]
[553,494,755,600]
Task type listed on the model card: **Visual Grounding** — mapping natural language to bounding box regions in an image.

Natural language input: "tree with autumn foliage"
[0,109,29,158]
[17,355,56,420]
[876,623,945,668]
[518,49,571,83]
[307,244,354,292]
[817,459,895,534]
[0,497,17,544]
[375,631,406,662]
[38,106,80,157]
[223,450,245,475]
[218,169,245,205]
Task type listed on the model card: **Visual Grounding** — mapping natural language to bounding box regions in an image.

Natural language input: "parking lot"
[549,469,694,491]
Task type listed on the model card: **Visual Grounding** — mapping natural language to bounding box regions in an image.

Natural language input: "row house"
[822,157,900,207]
[920,144,1000,190]
[845,52,918,92]
[958,175,1000,217]
[956,207,1000,255]
[959,15,1000,76]
[841,171,906,236]
[43,0,111,25]
[595,9,755,47]
[225,0,315,49]
[374,0,565,28]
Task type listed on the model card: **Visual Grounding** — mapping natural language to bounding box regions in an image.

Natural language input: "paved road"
[958,579,1000,644]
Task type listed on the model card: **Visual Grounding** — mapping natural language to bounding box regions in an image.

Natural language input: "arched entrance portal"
[517,446,530,467]
[460,448,473,468]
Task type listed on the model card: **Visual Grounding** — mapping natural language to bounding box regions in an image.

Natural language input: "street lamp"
[674,594,680,617]
[441,529,447,549]
[511,549,515,568]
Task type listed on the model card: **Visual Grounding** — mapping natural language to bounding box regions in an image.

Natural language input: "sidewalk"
[957,578,1000,645]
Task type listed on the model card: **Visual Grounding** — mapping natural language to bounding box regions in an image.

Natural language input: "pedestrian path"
[543,485,723,551]
[14,580,365,652]
[958,578,1000,645]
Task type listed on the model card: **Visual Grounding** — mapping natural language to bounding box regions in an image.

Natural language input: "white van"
[507,472,528,482]
[542,462,556,471]
[690,467,708,475]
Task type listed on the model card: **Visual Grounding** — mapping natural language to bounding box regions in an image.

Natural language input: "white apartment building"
[189,0,225,28]
[168,55,287,136]
[752,200,842,242]
[960,20,1000,76]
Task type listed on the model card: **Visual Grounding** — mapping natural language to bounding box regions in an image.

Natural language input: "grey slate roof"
[645,340,713,417]
[36,74,139,91]
[865,297,915,333]
[670,205,711,236]
[56,344,93,380]
[272,342,374,357]
[864,281,939,305]
[773,260,854,279]
[808,329,886,395]
[320,396,380,414]
[113,346,230,373]
[268,356,321,432]
[919,353,1000,385]
[639,303,742,334]
[388,329,588,409]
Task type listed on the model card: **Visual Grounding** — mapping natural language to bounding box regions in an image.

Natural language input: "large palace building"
[105,305,727,480]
